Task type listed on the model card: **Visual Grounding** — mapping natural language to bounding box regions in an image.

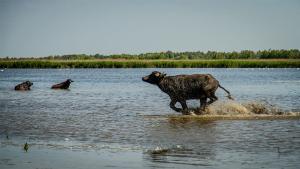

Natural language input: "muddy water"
[0,68,300,169]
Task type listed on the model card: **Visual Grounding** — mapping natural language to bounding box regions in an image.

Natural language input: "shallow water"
[0,68,300,169]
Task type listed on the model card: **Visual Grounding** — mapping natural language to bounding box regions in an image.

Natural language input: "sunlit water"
[0,68,300,169]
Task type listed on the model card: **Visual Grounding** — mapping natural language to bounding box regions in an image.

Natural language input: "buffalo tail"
[218,84,234,100]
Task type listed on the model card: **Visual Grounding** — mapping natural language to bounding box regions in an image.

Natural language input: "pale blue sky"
[0,0,300,57]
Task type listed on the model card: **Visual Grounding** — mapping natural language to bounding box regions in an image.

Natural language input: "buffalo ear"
[154,72,160,77]
[162,73,167,77]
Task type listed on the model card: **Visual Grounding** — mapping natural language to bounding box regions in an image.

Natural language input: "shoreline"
[1,59,299,68]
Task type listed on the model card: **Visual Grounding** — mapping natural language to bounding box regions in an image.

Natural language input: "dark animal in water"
[142,71,233,114]
[15,81,33,91]
[51,79,74,89]
[24,142,29,152]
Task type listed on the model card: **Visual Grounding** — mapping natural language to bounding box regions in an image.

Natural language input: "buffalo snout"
[142,76,149,82]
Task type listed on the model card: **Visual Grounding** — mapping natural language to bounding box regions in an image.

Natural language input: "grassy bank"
[0,59,299,68]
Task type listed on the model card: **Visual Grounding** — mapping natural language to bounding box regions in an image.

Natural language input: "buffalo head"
[25,81,33,87]
[66,79,74,83]
[142,71,166,85]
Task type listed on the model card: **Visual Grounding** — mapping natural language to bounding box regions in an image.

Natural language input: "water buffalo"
[142,71,233,114]
[15,81,33,91]
[51,79,73,89]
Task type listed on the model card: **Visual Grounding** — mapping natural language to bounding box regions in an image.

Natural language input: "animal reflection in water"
[142,71,233,115]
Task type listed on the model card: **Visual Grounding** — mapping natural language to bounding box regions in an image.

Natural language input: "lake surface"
[0,68,300,169]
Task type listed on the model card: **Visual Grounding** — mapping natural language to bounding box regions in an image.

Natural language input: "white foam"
[203,100,289,115]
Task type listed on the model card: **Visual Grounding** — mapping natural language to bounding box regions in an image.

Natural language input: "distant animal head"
[25,81,33,87]
[142,71,166,85]
[66,79,74,83]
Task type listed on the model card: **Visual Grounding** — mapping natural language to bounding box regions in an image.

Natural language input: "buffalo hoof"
[195,111,202,115]
[195,108,207,115]
[181,109,190,115]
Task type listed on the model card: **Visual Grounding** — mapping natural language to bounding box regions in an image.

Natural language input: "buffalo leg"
[207,93,218,105]
[200,97,207,111]
[179,101,189,115]
[170,100,181,112]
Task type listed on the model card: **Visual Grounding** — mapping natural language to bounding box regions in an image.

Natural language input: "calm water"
[0,68,300,169]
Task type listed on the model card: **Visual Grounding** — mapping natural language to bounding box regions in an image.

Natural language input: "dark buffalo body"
[142,71,232,114]
[15,81,33,91]
[51,79,73,89]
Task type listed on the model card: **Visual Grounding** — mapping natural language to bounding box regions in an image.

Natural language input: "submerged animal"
[142,71,233,114]
[24,142,29,152]
[15,81,33,91]
[51,79,74,89]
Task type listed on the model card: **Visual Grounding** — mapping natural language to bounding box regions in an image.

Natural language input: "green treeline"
[1,49,299,68]
[1,59,299,68]
[2,49,300,60]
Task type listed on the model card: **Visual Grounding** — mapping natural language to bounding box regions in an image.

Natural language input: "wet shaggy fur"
[142,71,233,115]
[15,81,33,91]
[51,79,73,89]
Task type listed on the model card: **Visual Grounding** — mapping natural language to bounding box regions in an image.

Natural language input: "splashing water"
[202,100,299,116]
[145,145,187,155]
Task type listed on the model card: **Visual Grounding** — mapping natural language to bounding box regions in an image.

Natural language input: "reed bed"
[0,59,299,68]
